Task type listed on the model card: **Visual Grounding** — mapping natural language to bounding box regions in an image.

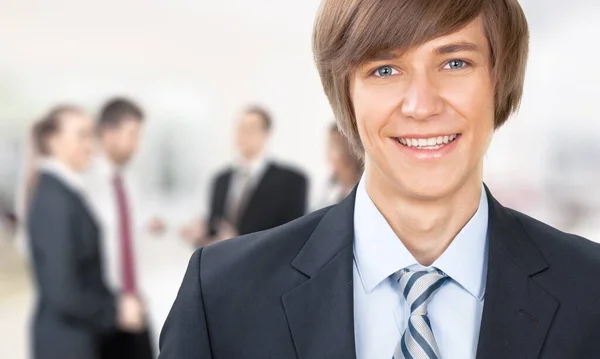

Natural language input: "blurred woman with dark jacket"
[27,105,144,359]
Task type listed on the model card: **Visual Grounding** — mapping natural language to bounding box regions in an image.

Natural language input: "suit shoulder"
[32,174,72,207]
[200,207,329,282]
[213,167,234,182]
[509,209,600,271]
[28,175,74,234]
[271,163,307,181]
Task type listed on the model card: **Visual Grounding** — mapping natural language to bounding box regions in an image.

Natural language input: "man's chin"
[391,177,461,202]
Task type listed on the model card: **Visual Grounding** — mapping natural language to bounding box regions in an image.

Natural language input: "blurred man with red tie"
[86,98,164,359]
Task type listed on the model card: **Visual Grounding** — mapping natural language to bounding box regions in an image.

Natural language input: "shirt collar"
[237,152,269,178]
[353,176,489,301]
[39,157,86,193]
[91,153,124,178]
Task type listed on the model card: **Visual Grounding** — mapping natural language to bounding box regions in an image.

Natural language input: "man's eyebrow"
[366,51,400,62]
[363,42,481,63]
[436,42,480,55]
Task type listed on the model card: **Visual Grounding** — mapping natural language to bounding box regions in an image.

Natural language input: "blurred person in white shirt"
[85,97,164,359]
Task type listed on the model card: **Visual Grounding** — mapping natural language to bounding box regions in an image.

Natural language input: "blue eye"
[373,66,398,77]
[445,59,467,70]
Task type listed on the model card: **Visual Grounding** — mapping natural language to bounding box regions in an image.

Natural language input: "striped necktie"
[393,268,449,359]
[226,168,252,228]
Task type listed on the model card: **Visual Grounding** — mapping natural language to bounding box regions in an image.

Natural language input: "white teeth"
[397,134,459,149]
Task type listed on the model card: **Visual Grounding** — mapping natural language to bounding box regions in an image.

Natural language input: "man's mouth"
[395,134,460,150]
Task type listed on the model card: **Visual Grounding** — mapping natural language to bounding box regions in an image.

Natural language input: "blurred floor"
[0,237,32,359]
[0,201,197,359]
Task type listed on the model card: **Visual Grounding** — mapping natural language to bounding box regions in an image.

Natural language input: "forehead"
[59,112,91,131]
[239,112,264,127]
[423,17,487,52]
[119,116,142,130]
[366,17,489,62]
[105,116,142,134]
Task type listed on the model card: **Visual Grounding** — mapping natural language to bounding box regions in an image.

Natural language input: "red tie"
[114,173,137,294]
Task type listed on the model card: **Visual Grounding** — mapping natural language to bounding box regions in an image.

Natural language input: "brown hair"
[313,0,529,155]
[33,105,83,155]
[244,105,273,132]
[98,97,144,131]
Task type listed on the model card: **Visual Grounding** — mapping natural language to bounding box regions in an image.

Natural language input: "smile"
[396,134,460,150]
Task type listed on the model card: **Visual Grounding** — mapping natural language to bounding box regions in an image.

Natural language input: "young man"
[159,1,600,358]
[85,98,161,359]
[181,105,308,246]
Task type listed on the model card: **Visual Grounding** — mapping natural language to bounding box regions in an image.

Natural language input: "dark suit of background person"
[207,162,307,237]
[26,107,118,359]
[159,185,600,359]
[28,170,116,359]
[183,105,308,245]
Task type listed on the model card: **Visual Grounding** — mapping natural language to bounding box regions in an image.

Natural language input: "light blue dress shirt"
[353,178,489,359]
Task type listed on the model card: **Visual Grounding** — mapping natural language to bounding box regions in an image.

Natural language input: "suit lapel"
[281,184,559,359]
[476,187,558,359]
[218,170,233,216]
[239,164,275,226]
[282,191,357,359]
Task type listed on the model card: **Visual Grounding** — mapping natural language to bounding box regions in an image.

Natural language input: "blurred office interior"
[0,1,599,358]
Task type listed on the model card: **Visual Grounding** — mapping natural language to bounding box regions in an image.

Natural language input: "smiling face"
[47,111,96,172]
[350,17,495,200]
[101,116,143,166]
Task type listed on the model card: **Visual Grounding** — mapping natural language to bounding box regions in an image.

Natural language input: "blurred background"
[0,0,598,358]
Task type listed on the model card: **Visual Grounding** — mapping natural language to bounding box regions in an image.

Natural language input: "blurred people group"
[23,99,158,359]
[17,97,359,358]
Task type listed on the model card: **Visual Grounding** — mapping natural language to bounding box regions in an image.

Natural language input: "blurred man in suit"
[160,0,600,358]
[182,105,308,246]
[27,105,144,359]
[85,98,160,359]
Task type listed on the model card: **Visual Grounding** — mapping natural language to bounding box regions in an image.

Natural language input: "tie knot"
[397,268,449,315]
[237,167,251,179]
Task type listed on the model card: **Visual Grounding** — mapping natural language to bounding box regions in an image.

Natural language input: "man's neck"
[239,150,268,170]
[365,168,483,266]
[101,152,126,173]
[241,152,260,164]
